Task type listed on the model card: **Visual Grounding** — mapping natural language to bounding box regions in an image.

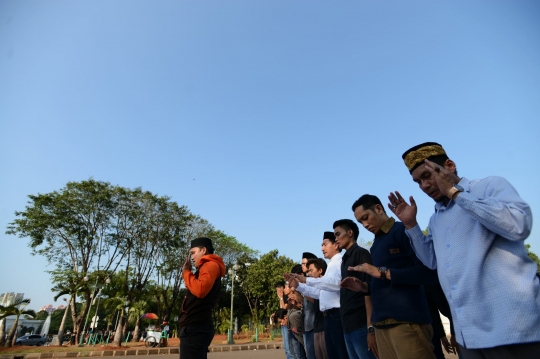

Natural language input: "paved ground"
[98,351,285,359]
[97,347,458,359]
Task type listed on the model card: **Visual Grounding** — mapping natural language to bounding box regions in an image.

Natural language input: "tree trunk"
[112,315,124,347]
[131,318,140,342]
[57,296,72,345]
[11,325,19,346]
[0,318,6,346]
[122,317,128,341]
[5,317,19,347]
[73,295,90,345]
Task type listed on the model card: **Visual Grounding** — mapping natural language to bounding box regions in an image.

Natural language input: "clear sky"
[1,1,539,311]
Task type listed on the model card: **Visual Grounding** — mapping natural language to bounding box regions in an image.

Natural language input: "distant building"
[0,292,24,307]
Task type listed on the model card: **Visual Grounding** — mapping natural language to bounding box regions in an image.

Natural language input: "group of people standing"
[175,141,540,359]
[275,142,540,359]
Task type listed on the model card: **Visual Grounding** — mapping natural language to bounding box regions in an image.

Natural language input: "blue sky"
[1,1,539,311]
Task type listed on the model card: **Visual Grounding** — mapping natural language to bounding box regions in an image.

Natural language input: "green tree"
[6,180,127,343]
[241,250,295,326]
[526,244,540,274]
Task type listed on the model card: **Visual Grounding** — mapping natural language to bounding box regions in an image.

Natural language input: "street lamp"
[90,277,110,337]
[227,263,251,345]
[79,275,110,346]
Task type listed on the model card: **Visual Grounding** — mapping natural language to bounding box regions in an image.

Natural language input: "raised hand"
[424,159,460,199]
[182,253,192,272]
[288,277,299,290]
[348,264,379,278]
[340,277,368,292]
[388,191,418,229]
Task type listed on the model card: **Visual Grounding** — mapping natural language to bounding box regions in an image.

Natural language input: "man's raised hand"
[340,277,368,292]
[388,191,418,229]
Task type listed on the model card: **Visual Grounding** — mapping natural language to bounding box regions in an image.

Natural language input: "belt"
[322,308,339,316]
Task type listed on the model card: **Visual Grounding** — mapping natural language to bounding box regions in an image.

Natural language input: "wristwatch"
[368,326,375,335]
[448,184,464,200]
[378,267,387,280]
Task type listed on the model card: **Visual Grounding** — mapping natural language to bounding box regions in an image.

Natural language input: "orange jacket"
[182,254,226,298]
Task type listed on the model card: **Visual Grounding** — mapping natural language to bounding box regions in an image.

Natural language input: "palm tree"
[128,300,147,342]
[1,298,36,347]
[104,296,128,347]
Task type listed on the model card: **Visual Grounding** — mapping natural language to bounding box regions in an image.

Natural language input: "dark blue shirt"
[370,219,436,325]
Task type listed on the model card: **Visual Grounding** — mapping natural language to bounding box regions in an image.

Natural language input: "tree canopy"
[6,179,294,341]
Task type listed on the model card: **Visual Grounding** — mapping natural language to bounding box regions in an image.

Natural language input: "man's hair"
[307,258,327,276]
[333,219,359,240]
[291,264,303,274]
[302,252,317,260]
[274,281,285,289]
[352,194,385,213]
[275,308,287,320]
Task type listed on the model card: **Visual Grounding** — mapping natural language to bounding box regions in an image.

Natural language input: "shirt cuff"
[405,223,424,240]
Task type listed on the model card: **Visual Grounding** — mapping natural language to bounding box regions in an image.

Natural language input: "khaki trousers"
[375,323,436,359]
[314,331,328,359]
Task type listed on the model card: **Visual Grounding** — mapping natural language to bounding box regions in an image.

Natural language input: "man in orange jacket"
[178,237,226,359]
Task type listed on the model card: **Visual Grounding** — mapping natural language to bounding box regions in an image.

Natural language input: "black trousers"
[179,325,214,359]
[459,341,540,359]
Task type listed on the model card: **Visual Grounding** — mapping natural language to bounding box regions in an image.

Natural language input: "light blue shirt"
[406,176,540,349]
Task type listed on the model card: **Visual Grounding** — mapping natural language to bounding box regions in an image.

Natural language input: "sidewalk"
[0,341,286,359]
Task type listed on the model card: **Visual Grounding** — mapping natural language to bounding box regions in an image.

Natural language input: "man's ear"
[444,159,456,173]
[374,204,384,215]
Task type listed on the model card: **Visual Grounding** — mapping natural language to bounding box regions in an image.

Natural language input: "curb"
[0,343,283,358]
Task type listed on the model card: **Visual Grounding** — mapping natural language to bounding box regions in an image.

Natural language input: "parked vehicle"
[16,334,45,346]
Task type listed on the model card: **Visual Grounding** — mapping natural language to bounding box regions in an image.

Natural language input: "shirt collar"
[376,217,395,237]
[343,242,359,259]
[330,252,342,262]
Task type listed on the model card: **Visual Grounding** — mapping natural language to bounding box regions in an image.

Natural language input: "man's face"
[411,163,445,202]
[354,205,386,234]
[301,258,309,275]
[334,226,353,250]
[190,247,207,268]
[321,238,339,259]
[411,159,458,202]
[307,263,322,279]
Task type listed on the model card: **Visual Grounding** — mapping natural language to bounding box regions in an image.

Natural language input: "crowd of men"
[176,142,539,359]
[274,142,540,359]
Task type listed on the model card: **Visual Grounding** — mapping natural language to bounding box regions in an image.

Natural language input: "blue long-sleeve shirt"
[406,176,540,349]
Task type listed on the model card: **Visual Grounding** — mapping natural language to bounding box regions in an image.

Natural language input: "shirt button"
[451,286,455,290]
[446,263,450,268]
[446,244,450,248]
[457,308,461,313]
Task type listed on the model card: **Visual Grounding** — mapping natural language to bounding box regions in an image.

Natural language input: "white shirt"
[297,252,342,312]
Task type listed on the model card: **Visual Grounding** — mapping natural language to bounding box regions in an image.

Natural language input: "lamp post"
[79,275,96,346]
[227,262,251,345]
[90,277,110,336]
[227,264,240,345]
[79,275,110,346]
